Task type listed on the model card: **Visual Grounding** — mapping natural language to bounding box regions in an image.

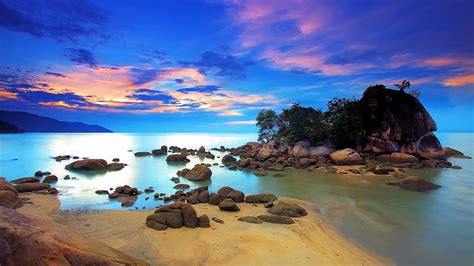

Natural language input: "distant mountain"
[0,110,112,133]
[0,120,24,133]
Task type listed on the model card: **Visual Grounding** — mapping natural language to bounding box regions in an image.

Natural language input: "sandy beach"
[17,193,388,265]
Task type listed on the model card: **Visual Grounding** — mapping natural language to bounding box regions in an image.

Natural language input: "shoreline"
[18,193,389,265]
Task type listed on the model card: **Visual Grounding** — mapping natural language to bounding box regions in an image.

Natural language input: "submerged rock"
[134,152,152,157]
[399,176,441,192]
[184,165,212,181]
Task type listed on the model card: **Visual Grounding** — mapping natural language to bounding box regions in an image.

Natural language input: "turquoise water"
[0,132,473,265]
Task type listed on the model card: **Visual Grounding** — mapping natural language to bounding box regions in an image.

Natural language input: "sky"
[0,0,473,132]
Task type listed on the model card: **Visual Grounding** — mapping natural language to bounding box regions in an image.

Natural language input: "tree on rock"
[394,80,410,92]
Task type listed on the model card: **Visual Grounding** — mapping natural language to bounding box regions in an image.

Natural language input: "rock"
[42,175,58,183]
[184,165,212,181]
[182,205,198,228]
[399,176,441,192]
[198,146,206,153]
[227,190,245,203]
[308,146,331,157]
[264,202,274,208]
[238,216,263,224]
[108,193,120,199]
[0,178,21,209]
[377,153,419,164]
[10,177,40,184]
[166,154,189,163]
[386,181,400,186]
[451,165,462,170]
[146,219,168,231]
[273,173,285,178]
[245,194,278,203]
[54,155,71,161]
[121,200,135,207]
[222,154,237,165]
[212,217,224,224]
[152,149,167,156]
[267,202,308,217]
[144,188,155,193]
[171,177,180,183]
[34,171,45,176]
[373,168,390,175]
[174,184,190,190]
[209,194,225,205]
[47,188,58,195]
[134,152,152,157]
[267,163,284,171]
[360,86,441,156]
[198,214,211,228]
[219,198,240,211]
[107,163,125,171]
[65,159,108,171]
[292,141,311,158]
[114,185,139,196]
[177,168,190,177]
[329,149,364,165]
[14,183,50,193]
[254,170,267,176]
[198,190,210,203]
[0,206,146,265]
[112,158,120,162]
[298,158,318,168]
[443,147,471,159]
[257,214,295,224]
[95,190,109,195]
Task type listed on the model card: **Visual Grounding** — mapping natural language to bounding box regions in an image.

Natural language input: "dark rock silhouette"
[360,86,443,158]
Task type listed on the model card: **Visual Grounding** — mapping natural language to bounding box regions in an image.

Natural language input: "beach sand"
[18,193,389,265]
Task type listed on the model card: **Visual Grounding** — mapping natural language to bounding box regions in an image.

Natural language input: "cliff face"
[359,86,443,158]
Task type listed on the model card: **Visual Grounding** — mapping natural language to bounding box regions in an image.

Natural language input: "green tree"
[278,103,328,145]
[326,98,365,149]
[256,109,280,142]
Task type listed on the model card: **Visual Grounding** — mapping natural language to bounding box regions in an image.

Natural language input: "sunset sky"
[0,0,473,132]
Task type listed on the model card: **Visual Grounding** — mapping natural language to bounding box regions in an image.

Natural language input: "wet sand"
[18,193,389,265]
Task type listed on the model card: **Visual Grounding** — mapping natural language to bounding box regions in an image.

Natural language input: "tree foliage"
[326,98,366,149]
[278,103,328,145]
[256,109,280,142]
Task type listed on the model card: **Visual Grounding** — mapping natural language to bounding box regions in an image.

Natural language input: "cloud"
[63,48,98,67]
[45,72,67,78]
[178,51,246,79]
[0,0,109,43]
[177,85,220,95]
[442,74,474,87]
[126,88,176,103]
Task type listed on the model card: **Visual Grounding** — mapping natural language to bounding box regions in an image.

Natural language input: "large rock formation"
[0,206,145,265]
[0,178,22,209]
[360,86,443,158]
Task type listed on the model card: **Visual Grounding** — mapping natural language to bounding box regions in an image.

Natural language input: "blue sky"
[0,0,473,132]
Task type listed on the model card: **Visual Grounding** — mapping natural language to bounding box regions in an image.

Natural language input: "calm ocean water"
[0,132,473,265]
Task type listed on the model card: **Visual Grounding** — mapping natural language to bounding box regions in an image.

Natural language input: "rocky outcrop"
[0,206,145,265]
[166,154,190,163]
[329,149,364,165]
[267,202,308,217]
[360,86,443,158]
[14,183,50,193]
[146,202,209,230]
[443,147,471,159]
[0,178,21,209]
[184,165,212,181]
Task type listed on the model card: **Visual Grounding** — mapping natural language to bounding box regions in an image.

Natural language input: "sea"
[0,132,473,265]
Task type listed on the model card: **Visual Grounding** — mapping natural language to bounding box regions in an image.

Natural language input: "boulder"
[416,132,444,159]
[222,154,237,165]
[174,184,190,190]
[227,190,245,203]
[329,149,364,165]
[443,147,471,159]
[166,154,189,163]
[42,175,58,183]
[292,141,311,158]
[152,149,167,156]
[399,176,441,192]
[198,190,210,203]
[177,168,190,177]
[107,163,125,171]
[112,158,120,162]
[0,178,21,209]
[376,152,419,164]
[95,190,109,195]
[245,194,277,203]
[65,159,108,171]
[184,165,212,181]
[267,202,308,217]
[198,214,210,228]
[267,163,284,171]
[257,214,295,224]
[256,145,273,161]
[15,183,50,193]
[208,194,225,205]
[218,198,240,211]
[0,206,146,265]
[308,146,331,158]
[182,205,198,228]
[238,216,263,224]
[217,186,234,197]
[54,155,71,161]
[198,146,206,153]
[134,152,151,157]
[10,177,39,184]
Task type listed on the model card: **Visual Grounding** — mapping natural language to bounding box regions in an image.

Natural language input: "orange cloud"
[442,74,474,87]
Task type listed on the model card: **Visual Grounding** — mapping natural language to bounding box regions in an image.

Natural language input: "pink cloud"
[442,74,474,87]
